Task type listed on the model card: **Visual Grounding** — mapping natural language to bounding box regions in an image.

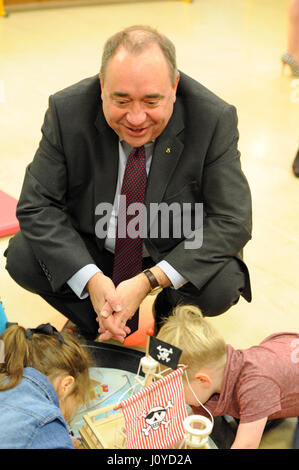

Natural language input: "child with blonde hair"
[157,305,299,449]
[0,323,92,449]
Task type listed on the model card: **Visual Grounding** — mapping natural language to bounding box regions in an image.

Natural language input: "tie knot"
[132,146,145,158]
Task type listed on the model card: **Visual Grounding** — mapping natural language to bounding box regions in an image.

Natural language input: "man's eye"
[146,101,159,106]
[115,100,128,106]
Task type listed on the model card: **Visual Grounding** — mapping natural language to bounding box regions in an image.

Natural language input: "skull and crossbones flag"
[121,367,187,449]
[149,336,182,369]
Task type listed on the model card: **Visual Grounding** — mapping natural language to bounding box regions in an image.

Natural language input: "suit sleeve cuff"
[67,264,101,299]
[156,260,187,290]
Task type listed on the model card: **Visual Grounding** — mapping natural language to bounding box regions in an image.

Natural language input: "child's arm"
[230,417,268,449]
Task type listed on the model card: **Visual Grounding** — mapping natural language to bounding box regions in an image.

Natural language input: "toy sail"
[121,366,187,449]
[78,332,214,449]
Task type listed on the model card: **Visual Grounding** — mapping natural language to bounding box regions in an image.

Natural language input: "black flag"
[149,336,182,369]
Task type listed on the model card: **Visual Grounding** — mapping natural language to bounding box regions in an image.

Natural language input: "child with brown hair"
[0,323,92,449]
[157,305,299,449]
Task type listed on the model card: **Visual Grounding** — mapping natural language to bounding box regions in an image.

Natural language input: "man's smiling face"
[100,43,180,147]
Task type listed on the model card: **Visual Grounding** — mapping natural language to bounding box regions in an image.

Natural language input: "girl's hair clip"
[25,323,68,345]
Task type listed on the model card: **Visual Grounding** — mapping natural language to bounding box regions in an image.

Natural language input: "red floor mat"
[0,190,19,238]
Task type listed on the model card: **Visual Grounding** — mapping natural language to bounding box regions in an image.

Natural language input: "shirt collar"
[23,366,60,406]
[120,140,155,159]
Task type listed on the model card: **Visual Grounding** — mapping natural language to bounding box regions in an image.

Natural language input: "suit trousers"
[4,231,247,339]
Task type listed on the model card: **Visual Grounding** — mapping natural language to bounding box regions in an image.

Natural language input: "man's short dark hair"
[100,25,178,85]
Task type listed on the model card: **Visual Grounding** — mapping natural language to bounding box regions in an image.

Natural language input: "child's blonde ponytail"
[157,304,227,375]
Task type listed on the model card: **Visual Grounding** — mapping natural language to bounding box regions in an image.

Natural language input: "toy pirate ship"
[78,331,214,450]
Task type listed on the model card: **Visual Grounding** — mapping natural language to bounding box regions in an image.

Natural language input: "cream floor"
[0,0,298,449]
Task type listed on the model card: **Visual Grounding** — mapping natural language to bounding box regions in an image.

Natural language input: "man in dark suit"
[4,25,252,342]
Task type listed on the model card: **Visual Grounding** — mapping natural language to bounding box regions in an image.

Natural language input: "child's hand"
[230,417,268,449]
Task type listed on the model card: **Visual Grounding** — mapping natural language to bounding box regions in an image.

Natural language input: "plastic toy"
[78,330,214,449]
[0,301,8,335]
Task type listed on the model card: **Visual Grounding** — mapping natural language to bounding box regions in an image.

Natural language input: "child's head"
[157,305,227,406]
[0,324,92,421]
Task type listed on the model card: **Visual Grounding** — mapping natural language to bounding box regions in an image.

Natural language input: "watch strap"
[143,269,159,290]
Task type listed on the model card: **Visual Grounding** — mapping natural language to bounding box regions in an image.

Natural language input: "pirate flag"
[149,336,182,369]
[121,367,187,449]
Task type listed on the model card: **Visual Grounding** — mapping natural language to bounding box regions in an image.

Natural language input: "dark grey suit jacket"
[16,72,252,300]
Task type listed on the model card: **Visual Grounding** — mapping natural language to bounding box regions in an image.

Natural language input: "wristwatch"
[143,269,163,296]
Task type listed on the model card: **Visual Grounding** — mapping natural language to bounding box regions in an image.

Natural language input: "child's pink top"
[193,333,299,423]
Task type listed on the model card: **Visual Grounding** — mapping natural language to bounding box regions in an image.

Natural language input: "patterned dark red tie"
[112,145,147,334]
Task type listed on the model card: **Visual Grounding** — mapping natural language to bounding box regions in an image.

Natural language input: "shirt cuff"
[156,260,187,290]
[67,264,101,299]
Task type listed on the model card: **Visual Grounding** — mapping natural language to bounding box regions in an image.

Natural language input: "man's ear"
[174,71,180,88]
[99,73,104,96]
[194,371,212,388]
[172,71,180,102]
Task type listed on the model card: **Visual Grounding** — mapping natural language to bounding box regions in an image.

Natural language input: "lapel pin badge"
[165,147,171,154]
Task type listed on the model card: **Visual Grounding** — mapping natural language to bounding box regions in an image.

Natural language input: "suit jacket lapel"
[93,109,119,249]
